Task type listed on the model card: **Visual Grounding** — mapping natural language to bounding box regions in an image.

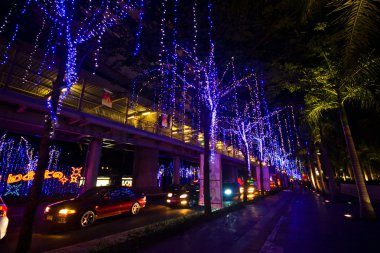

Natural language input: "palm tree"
[304,53,378,218]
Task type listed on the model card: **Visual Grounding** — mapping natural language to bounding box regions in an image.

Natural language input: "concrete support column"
[173,156,181,185]
[133,146,159,192]
[256,166,270,192]
[83,138,102,192]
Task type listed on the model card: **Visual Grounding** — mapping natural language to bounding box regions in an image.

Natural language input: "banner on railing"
[102,89,113,108]
[161,113,170,128]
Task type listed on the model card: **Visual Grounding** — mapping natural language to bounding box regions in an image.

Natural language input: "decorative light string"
[1,0,145,137]
[0,134,82,197]
[133,0,145,56]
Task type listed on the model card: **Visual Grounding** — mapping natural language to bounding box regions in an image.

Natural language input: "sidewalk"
[141,190,380,253]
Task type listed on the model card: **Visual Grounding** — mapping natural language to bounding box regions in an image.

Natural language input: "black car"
[44,186,146,227]
[166,184,199,208]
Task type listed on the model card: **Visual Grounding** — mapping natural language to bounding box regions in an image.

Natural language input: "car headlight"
[224,189,232,195]
[58,208,76,216]
[179,194,188,199]
[167,193,173,197]
[44,206,50,213]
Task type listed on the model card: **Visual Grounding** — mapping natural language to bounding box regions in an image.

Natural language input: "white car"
[0,196,9,240]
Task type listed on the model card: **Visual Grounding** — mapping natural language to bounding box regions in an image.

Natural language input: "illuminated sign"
[7,167,82,185]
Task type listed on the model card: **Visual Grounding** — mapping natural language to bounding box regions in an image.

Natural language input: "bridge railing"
[0,48,245,161]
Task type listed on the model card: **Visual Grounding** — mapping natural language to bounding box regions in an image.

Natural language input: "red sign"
[161,113,169,128]
[102,89,112,108]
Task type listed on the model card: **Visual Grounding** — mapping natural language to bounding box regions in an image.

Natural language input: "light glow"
[58,208,76,216]
[224,189,232,195]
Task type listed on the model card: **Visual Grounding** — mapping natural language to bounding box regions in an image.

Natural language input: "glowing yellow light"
[166,199,171,203]
[58,209,76,216]
[141,111,151,116]
[180,200,188,205]
[167,193,173,197]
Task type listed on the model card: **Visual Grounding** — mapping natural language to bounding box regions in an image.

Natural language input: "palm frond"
[346,54,380,82]
[331,0,380,65]
[342,85,376,109]
[305,98,338,124]
[340,54,380,108]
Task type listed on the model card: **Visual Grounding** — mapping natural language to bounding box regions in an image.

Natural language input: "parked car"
[166,184,199,208]
[0,196,9,239]
[44,186,146,227]
[239,185,255,194]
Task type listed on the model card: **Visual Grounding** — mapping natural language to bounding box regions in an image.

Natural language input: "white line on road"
[259,215,286,253]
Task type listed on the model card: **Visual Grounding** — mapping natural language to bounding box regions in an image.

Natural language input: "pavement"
[140,189,380,253]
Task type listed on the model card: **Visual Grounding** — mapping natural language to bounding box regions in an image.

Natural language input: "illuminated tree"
[0,1,144,251]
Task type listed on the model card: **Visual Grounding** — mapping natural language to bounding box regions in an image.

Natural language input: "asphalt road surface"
[0,195,200,253]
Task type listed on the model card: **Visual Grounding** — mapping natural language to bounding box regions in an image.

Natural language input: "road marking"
[259,215,285,253]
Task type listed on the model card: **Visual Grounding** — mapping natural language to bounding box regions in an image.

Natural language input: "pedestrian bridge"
[0,45,245,191]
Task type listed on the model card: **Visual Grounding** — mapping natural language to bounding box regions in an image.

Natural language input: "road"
[142,190,380,253]
[0,195,200,253]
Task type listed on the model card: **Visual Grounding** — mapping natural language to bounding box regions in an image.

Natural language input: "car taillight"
[0,205,7,217]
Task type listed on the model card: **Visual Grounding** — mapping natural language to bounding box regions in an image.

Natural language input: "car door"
[119,188,134,213]
[95,189,122,218]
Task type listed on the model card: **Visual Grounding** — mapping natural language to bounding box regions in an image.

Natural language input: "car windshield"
[170,185,190,192]
[77,187,109,200]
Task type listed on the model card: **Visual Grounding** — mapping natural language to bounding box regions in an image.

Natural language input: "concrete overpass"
[0,47,247,192]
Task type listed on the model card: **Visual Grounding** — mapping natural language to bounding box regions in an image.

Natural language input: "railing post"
[78,79,86,111]
[124,96,129,125]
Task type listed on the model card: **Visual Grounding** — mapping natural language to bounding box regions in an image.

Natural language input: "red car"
[0,196,9,239]
[44,186,146,227]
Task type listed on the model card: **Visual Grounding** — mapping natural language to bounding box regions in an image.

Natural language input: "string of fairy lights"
[0,0,304,182]
[127,0,303,179]
[0,0,145,137]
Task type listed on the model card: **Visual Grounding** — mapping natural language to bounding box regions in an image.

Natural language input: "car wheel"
[80,210,95,227]
[131,202,140,215]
